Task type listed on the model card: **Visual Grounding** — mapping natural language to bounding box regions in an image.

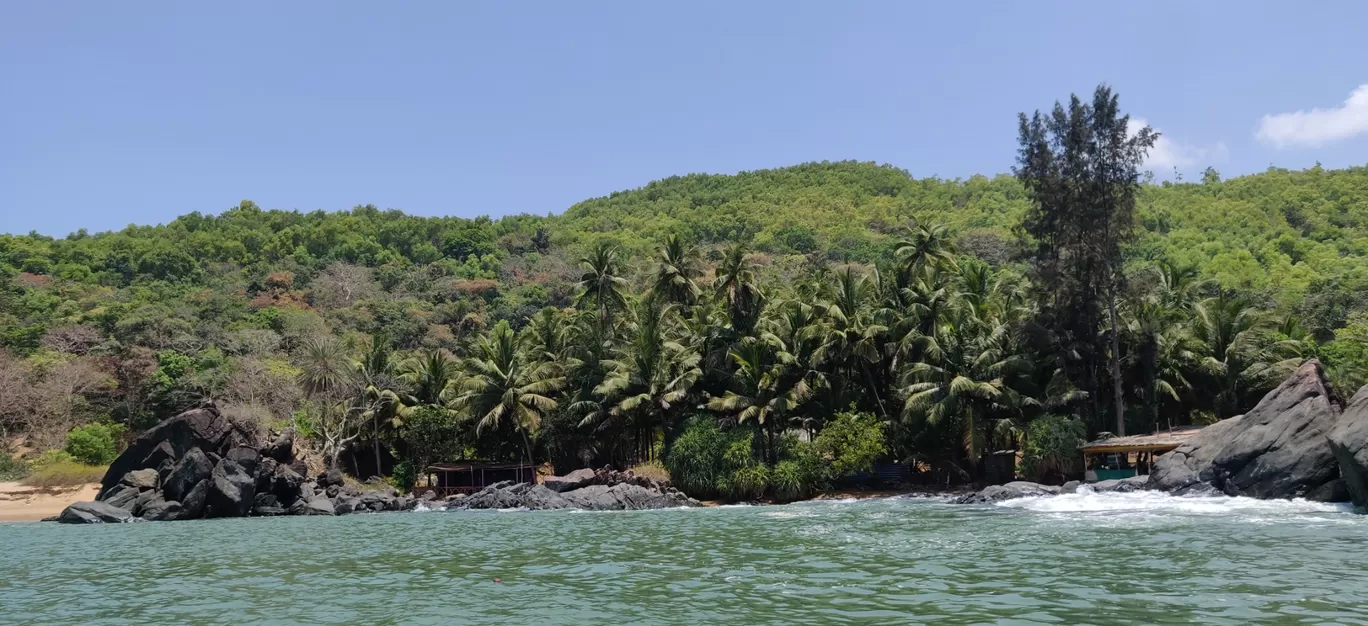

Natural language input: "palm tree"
[296,336,362,468]
[1192,294,1300,419]
[354,337,407,473]
[813,267,890,417]
[899,306,1030,474]
[1124,299,1192,430]
[713,244,763,334]
[590,294,701,463]
[707,334,814,464]
[400,349,460,408]
[652,234,703,307]
[894,219,958,277]
[576,242,629,332]
[454,321,563,464]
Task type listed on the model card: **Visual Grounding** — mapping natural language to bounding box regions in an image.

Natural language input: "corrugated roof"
[1079,427,1203,453]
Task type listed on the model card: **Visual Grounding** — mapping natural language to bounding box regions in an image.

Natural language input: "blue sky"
[3,2,1367,236]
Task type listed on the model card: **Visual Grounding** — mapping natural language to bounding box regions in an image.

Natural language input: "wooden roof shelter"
[1079,427,1203,455]
[419,461,537,497]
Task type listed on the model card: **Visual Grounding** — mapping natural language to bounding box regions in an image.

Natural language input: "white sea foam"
[996,487,1352,517]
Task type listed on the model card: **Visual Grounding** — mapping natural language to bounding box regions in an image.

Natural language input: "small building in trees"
[418,461,538,497]
[1079,428,1202,482]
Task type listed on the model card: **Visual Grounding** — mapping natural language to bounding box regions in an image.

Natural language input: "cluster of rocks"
[56,406,417,524]
[452,466,700,511]
[953,361,1368,509]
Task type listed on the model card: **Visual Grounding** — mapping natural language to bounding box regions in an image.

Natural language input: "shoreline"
[0,482,100,522]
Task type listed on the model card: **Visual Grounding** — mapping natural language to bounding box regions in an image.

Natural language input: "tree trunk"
[373,412,383,477]
[1107,284,1126,436]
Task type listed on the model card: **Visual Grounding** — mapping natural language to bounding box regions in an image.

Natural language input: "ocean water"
[2,490,1365,625]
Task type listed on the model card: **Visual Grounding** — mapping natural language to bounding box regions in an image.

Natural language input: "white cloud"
[1256,84,1368,148]
[1132,118,1228,171]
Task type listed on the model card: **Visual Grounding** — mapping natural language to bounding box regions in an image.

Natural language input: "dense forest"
[4,89,1368,497]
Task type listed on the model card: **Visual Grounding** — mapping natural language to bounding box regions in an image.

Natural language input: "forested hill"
[6,160,1367,349]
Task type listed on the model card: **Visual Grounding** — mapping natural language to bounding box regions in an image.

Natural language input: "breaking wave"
[995,486,1354,517]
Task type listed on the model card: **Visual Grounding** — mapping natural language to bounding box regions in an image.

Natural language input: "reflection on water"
[3,494,1366,624]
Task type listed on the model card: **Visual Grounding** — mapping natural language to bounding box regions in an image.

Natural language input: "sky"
[3,2,1367,237]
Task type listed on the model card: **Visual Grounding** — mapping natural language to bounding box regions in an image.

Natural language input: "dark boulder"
[57,501,135,524]
[121,468,160,491]
[255,457,279,493]
[1092,476,1149,493]
[163,448,214,503]
[140,497,185,522]
[252,493,285,516]
[206,458,256,517]
[100,484,142,512]
[97,406,254,499]
[543,468,596,493]
[181,479,209,518]
[318,468,345,488]
[270,465,306,505]
[225,447,261,477]
[1149,360,1345,499]
[288,496,336,516]
[263,428,295,463]
[1328,385,1368,508]
[952,481,1061,504]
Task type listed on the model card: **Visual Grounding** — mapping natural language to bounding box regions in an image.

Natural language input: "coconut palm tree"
[576,242,629,332]
[894,219,958,277]
[354,337,408,473]
[652,234,703,307]
[454,321,563,464]
[1192,293,1300,419]
[590,294,701,463]
[707,334,814,464]
[813,267,890,417]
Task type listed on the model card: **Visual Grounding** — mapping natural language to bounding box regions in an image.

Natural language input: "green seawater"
[2,492,1365,625]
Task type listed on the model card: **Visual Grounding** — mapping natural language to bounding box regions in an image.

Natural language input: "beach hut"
[1079,428,1202,482]
[417,461,538,497]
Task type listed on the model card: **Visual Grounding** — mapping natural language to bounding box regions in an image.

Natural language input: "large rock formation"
[951,481,1061,504]
[1328,386,1368,509]
[1148,360,1347,500]
[57,406,417,523]
[455,466,701,511]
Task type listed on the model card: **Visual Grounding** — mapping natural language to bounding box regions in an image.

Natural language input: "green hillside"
[3,159,1368,493]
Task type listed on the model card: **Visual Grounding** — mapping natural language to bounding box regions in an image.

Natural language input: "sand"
[0,481,99,522]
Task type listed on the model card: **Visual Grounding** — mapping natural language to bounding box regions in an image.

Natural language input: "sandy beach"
[0,482,98,522]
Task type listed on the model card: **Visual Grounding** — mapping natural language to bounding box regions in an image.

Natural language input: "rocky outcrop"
[951,481,1061,504]
[1148,360,1347,500]
[456,466,701,511]
[57,406,417,523]
[1328,386,1368,509]
[56,500,135,524]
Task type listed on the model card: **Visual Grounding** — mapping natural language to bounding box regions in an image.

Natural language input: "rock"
[1328,385,1368,508]
[140,497,184,522]
[263,428,295,463]
[57,501,135,524]
[459,475,699,512]
[952,481,1061,504]
[1092,476,1149,493]
[1061,480,1082,493]
[288,496,336,516]
[318,468,345,488]
[255,457,279,493]
[206,458,256,517]
[132,489,158,516]
[270,466,306,505]
[325,485,340,499]
[225,447,261,477]
[163,448,214,503]
[419,490,436,501]
[252,493,284,516]
[181,479,209,518]
[543,468,597,493]
[97,406,254,499]
[1149,360,1344,499]
[101,484,142,512]
[121,468,160,491]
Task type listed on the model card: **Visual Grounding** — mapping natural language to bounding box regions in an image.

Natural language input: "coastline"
[0,482,99,522]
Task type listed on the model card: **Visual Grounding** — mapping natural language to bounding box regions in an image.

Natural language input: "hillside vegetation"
[3,155,1368,493]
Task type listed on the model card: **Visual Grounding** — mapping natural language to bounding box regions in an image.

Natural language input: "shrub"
[813,410,886,478]
[664,416,729,498]
[723,464,769,501]
[1020,415,1087,482]
[65,423,127,466]
[21,450,107,488]
[630,461,670,483]
[0,450,29,481]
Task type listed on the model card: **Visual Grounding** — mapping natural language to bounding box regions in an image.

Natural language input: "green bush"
[665,416,729,498]
[1020,415,1087,482]
[813,410,886,478]
[22,450,107,488]
[65,423,127,466]
[0,450,29,481]
[723,464,769,501]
